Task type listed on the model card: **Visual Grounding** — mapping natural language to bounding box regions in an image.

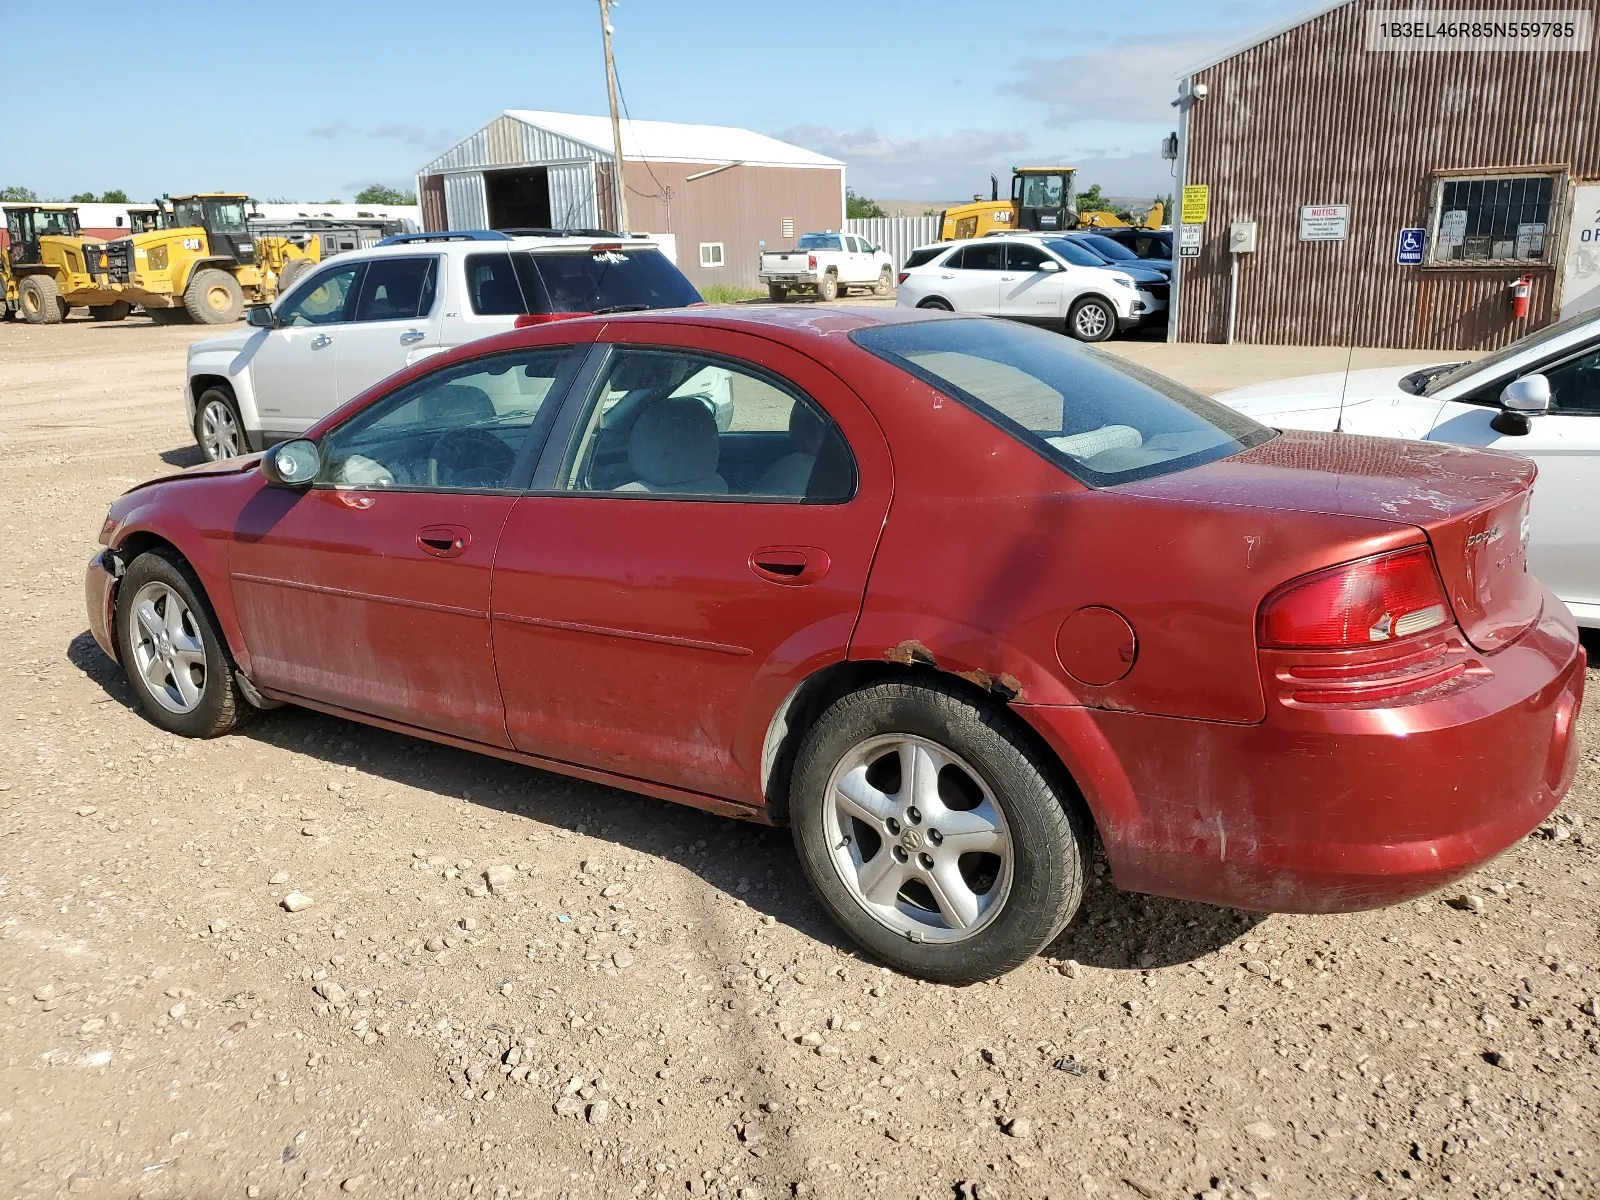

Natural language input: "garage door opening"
[485,167,552,231]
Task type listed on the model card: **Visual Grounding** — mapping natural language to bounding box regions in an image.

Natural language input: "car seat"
[754,403,828,496]
[617,396,727,494]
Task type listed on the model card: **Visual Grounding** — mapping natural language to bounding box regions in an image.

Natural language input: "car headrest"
[420,383,495,426]
[610,355,689,394]
[627,396,719,486]
[788,402,827,455]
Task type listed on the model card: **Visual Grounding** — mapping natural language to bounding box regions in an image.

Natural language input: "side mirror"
[260,439,320,488]
[1038,259,1062,272]
[1491,374,1550,436]
[245,304,277,329]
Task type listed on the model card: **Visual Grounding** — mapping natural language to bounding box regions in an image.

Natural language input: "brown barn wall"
[622,161,843,291]
[1178,0,1600,349]
[419,175,446,233]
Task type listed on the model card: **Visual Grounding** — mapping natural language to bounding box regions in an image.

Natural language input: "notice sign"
[1396,227,1427,264]
[1178,223,1203,259]
[1181,185,1210,224]
[1439,208,1468,249]
[1300,205,1349,241]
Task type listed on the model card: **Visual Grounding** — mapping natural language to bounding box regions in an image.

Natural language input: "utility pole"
[598,0,629,233]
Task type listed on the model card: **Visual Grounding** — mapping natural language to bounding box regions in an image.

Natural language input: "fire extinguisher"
[1510,274,1532,320]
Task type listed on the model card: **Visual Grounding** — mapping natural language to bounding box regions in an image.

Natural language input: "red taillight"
[897,271,909,285]
[1258,547,1452,650]
[513,311,591,328]
[808,254,817,269]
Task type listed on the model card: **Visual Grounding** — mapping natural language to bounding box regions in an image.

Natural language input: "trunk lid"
[1118,430,1542,653]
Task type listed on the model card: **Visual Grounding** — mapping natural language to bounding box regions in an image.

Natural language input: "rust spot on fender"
[955,668,1024,702]
[885,639,937,668]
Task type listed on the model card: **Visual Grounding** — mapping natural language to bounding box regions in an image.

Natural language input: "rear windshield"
[853,318,1273,486]
[464,247,700,316]
[796,234,842,251]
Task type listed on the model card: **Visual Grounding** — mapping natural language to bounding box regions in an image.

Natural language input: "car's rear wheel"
[115,549,249,738]
[790,680,1088,983]
[816,274,839,302]
[767,283,788,302]
[195,386,244,461]
[1067,296,1116,342]
[916,298,952,311]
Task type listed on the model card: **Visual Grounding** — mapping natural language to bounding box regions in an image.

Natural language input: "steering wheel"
[427,428,516,488]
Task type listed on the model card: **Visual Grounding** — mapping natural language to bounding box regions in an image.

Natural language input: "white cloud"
[773,124,1033,200]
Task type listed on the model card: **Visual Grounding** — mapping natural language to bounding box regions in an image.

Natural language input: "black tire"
[148,307,190,324]
[873,268,893,297]
[90,300,133,322]
[184,268,244,324]
[194,386,245,461]
[767,283,788,303]
[115,549,249,739]
[816,273,839,302]
[276,256,314,299]
[790,679,1088,983]
[18,275,63,324]
[916,298,952,311]
[1067,296,1116,342]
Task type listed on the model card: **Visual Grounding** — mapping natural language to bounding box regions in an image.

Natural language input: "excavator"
[937,167,1165,241]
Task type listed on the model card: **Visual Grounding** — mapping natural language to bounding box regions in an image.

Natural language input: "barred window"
[1428,172,1557,265]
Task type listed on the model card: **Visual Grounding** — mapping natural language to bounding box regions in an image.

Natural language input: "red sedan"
[86,307,1583,982]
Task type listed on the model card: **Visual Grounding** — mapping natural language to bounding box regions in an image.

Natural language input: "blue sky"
[2,0,1308,204]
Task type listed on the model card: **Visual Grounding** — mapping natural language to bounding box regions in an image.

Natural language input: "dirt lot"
[1,312,1596,1200]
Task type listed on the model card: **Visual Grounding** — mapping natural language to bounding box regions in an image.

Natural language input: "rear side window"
[464,252,531,315]
[853,318,1273,486]
[952,242,1005,271]
[903,247,947,270]
[353,256,438,322]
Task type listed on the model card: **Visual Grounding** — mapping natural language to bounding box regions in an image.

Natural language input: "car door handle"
[399,329,427,345]
[750,546,830,586]
[940,274,955,279]
[1000,275,1018,281]
[418,524,471,558]
[311,334,333,349]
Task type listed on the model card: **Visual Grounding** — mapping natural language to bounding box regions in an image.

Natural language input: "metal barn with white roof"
[416,110,845,290]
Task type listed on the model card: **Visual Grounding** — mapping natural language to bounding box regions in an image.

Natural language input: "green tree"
[845,188,887,219]
[355,184,417,205]
[1075,183,1133,221]
[70,191,97,203]
[101,189,130,203]
[1,185,39,201]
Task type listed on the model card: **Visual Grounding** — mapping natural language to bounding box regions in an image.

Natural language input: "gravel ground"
[0,313,1595,1200]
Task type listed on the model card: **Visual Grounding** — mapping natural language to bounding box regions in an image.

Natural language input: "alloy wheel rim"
[824,734,1013,944]
[1076,305,1108,337]
[200,400,239,459]
[128,581,206,714]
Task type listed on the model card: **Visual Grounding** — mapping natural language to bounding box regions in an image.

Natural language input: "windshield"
[1425,306,1600,395]
[37,210,79,236]
[1080,234,1138,261]
[514,247,701,314]
[1042,238,1111,268]
[796,234,842,251]
[1020,175,1066,208]
[853,318,1272,486]
[205,200,248,234]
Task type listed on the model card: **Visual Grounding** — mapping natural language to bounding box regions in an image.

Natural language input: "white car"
[1218,308,1600,626]
[759,232,895,302]
[185,231,706,460]
[895,237,1163,342]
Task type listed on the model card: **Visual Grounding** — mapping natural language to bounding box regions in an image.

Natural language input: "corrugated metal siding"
[548,162,599,228]
[1178,0,1600,350]
[623,161,844,290]
[519,120,605,168]
[443,174,488,231]
[420,114,604,175]
[847,217,941,270]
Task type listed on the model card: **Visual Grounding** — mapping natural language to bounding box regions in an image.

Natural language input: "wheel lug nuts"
[928,829,943,845]
[906,806,922,825]
[918,852,935,870]
[892,846,908,863]
[886,818,901,835]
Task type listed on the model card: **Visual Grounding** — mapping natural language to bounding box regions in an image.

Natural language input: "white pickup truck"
[759,232,895,302]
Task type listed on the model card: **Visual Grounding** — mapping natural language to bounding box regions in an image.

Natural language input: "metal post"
[599,0,630,234]
[1227,251,1239,344]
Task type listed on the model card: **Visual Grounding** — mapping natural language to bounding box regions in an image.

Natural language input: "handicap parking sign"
[1396,227,1426,265]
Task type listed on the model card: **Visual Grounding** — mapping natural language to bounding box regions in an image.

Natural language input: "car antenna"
[1333,340,1356,433]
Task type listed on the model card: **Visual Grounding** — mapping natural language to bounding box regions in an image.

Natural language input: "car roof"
[341,233,665,261]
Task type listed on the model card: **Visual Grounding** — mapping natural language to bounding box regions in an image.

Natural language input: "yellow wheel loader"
[96,193,323,325]
[1,205,132,324]
[936,168,1166,240]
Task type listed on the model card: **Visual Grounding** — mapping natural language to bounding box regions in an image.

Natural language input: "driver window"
[279,264,362,327]
[317,347,582,490]
[1006,243,1051,272]
[1545,348,1600,415]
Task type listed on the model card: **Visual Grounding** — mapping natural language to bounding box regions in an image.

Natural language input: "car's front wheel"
[116,549,249,738]
[1067,296,1116,342]
[791,680,1088,983]
[195,387,244,461]
[916,298,952,311]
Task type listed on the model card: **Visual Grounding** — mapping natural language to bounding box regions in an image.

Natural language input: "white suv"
[185,231,703,460]
[895,237,1163,342]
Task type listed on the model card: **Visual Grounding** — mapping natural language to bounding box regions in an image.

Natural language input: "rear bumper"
[85,549,119,663]
[1020,594,1584,913]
